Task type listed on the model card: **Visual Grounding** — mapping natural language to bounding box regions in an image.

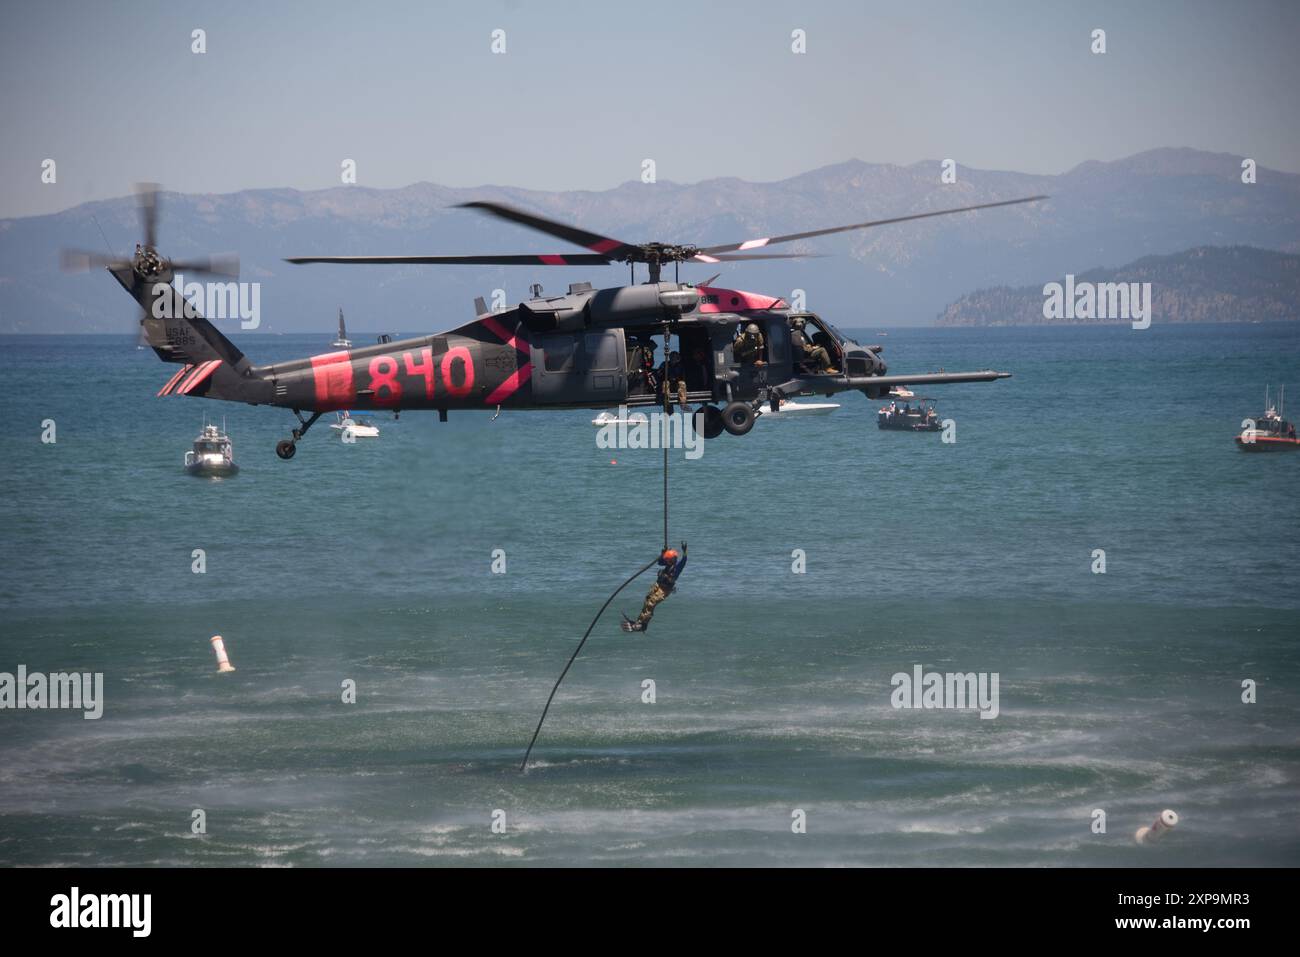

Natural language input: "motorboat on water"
[184,422,238,475]
[763,399,840,416]
[1237,385,1299,451]
[592,409,653,426]
[594,396,840,425]
[331,411,380,440]
[878,397,942,432]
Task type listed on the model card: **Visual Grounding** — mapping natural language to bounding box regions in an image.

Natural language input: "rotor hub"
[630,243,699,265]
[134,244,166,279]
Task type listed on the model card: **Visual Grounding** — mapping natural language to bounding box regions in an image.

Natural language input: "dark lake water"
[1,322,1296,865]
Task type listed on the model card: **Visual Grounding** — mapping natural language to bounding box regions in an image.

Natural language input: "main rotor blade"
[690,252,823,263]
[61,248,131,272]
[284,253,614,266]
[697,195,1048,255]
[455,201,637,259]
[170,253,241,278]
[135,182,161,249]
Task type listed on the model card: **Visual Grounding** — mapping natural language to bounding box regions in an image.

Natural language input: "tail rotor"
[61,182,240,282]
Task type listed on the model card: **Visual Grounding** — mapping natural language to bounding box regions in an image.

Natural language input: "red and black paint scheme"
[68,188,1037,460]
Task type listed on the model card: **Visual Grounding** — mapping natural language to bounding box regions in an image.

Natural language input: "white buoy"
[209,635,236,673]
[1135,809,1178,844]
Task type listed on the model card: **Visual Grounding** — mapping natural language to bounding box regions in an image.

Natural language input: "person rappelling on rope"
[621,542,688,633]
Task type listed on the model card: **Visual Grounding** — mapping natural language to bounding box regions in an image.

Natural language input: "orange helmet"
[661,549,678,561]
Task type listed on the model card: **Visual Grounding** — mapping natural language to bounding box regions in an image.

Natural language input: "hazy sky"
[3,0,1298,218]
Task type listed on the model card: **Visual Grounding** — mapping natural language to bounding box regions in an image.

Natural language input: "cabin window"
[584,333,621,371]
[542,335,575,372]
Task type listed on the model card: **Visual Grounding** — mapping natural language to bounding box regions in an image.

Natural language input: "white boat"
[592,409,652,426]
[887,386,914,399]
[764,400,840,416]
[331,307,352,349]
[331,411,380,440]
[184,422,238,475]
[595,401,838,423]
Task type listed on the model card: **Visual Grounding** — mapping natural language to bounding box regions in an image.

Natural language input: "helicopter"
[64,185,1043,459]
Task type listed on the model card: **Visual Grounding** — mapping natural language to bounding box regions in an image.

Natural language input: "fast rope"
[520,325,676,772]
[662,320,671,551]
[519,556,657,772]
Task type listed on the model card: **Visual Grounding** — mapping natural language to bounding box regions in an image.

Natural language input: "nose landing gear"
[275,409,323,460]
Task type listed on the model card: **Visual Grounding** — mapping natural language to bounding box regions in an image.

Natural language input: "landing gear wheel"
[696,405,725,439]
[721,401,756,436]
[278,410,323,460]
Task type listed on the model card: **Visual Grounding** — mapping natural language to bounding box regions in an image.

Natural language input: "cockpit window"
[803,314,845,342]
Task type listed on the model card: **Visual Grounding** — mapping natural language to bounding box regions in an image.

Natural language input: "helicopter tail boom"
[107,264,248,370]
[106,264,272,405]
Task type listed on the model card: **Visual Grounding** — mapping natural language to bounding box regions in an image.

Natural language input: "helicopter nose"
[847,346,886,375]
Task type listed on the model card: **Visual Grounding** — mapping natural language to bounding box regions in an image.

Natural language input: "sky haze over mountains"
[5,148,1297,332]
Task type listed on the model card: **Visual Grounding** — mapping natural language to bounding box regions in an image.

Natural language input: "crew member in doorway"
[621,543,688,633]
[660,350,688,409]
[734,323,765,366]
[640,340,659,395]
[627,337,658,395]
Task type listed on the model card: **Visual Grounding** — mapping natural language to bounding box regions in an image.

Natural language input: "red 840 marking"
[368,355,402,405]
[440,345,475,398]
[403,348,435,399]
[368,347,474,405]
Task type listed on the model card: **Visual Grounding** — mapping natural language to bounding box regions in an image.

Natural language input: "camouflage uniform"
[663,353,688,408]
[797,337,834,372]
[733,331,765,365]
[635,582,670,628]
[791,321,836,372]
[624,544,688,632]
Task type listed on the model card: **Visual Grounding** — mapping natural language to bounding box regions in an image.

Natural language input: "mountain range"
[2,147,1298,333]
